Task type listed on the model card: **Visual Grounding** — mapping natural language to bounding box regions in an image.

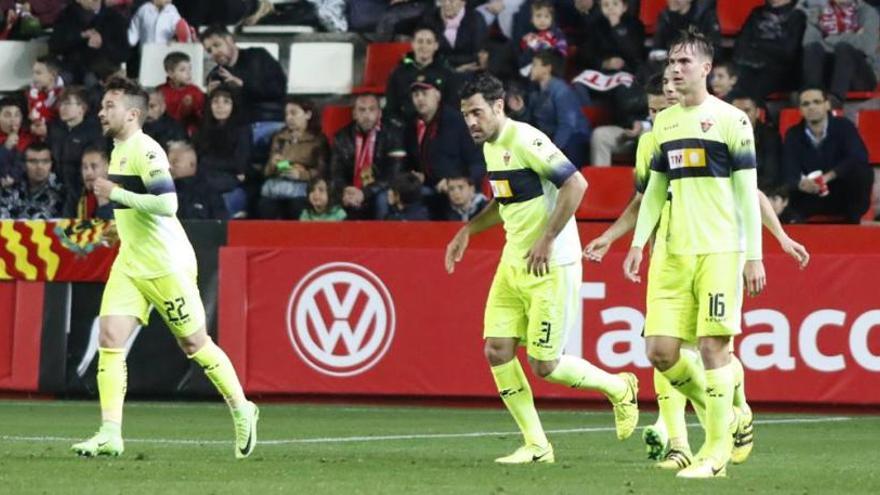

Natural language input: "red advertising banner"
[0,220,116,282]
[219,240,880,405]
[0,281,45,391]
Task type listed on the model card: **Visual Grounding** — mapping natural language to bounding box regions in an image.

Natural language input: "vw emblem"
[286,262,396,377]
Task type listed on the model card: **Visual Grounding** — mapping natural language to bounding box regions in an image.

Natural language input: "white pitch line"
[0,416,854,447]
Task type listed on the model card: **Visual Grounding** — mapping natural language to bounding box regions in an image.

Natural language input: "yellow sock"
[730,354,752,416]
[660,352,707,421]
[97,347,127,425]
[654,368,688,446]
[189,339,246,409]
[545,355,627,401]
[704,363,735,461]
[490,359,547,447]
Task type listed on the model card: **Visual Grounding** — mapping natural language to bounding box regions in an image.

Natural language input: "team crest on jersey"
[700,118,715,133]
[503,151,511,166]
[146,151,157,161]
[532,138,543,148]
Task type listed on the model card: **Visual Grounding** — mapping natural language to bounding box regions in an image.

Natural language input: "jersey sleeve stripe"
[109,174,147,194]
[147,179,176,195]
[547,161,578,188]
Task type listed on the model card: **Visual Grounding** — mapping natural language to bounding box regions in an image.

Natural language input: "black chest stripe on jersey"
[658,139,735,180]
[109,174,147,194]
[488,169,543,205]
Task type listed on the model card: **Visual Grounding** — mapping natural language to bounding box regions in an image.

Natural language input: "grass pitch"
[0,400,877,494]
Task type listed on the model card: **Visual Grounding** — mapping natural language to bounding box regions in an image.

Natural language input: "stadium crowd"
[0,0,877,223]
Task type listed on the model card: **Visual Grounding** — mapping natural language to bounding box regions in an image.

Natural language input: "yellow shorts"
[483,261,581,361]
[100,266,206,338]
[645,249,744,343]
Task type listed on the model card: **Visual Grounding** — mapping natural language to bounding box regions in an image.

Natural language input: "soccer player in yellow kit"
[585,69,809,470]
[71,78,258,459]
[445,72,639,464]
[623,29,764,478]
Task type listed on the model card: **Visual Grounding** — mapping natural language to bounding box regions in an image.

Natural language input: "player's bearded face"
[98,92,128,138]
[461,94,502,144]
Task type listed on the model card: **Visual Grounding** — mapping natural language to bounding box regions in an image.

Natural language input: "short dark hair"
[798,87,828,101]
[35,55,62,74]
[646,72,665,96]
[713,60,738,78]
[447,175,474,186]
[163,51,191,73]
[104,77,149,123]
[201,24,232,41]
[412,23,439,41]
[532,48,563,77]
[0,96,24,112]
[391,173,423,206]
[307,177,341,209]
[460,71,505,103]
[532,0,555,14]
[81,145,109,163]
[669,26,714,62]
[25,141,51,156]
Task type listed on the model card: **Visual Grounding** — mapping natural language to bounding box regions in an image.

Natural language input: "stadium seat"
[0,40,48,91]
[354,42,411,94]
[287,42,353,94]
[581,106,613,128]
[240,25,314,34]
[718,0,764,36]
[321,105,352,144]
[639,0,666,35]
[857,110,880,164]
[139,42,205,89]
[575,167,634,221]
[236,42,280,61]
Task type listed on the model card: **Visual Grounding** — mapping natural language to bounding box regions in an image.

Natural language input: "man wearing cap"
[404,76,485,216]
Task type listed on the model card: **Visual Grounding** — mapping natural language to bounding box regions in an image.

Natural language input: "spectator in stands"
[84,60,125,120]
[193,85,251,218]
[48,87,104,191]
[330,93,405,220]
[1,97,34,156]
[62,145,113,219]
[167,140,228,220]
[373,0,432,39]
[385,172,430,220]
[202,25,287,154]
[0,142,62,219]
[385,25,458,128]
[259,97,328,220]
[300,177,346,221]
[528,50,591,166]
[0,0,64,40]
[476,0,526,42]
[649,0,720,62]
[441,175,488,221]
[589,71,656,167]
[558,0,602,46]
[49,0,130,85]
[732,0,806,100]
[781,87,873,223]
[801,0,879,108]
[144,88,186,149]
[424,0,488,73]
[404,77,485,209]
[157,52,204,135]
[517,0,568,74]
[26,55,64,127]
[575,0,645,78]
[710,61,738,101]
[731,94,783,195]
[127,0,188,46]
[504,79,530,121]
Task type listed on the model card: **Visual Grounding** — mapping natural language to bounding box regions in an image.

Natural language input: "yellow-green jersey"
[634,130,655,194]
[108,130,197,278]
[483,119,581,267]
[634,95,761,259]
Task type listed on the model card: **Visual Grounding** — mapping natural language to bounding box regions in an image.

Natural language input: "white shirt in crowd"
[127,2,183,46]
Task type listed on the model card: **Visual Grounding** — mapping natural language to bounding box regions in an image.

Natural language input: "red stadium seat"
[640,0,666,35]
[321,105,352,144]
[718,0,764,36]
[581,106,613,128]
[857,110,880,164]
[353,42,411,94]
[576,167,635,221]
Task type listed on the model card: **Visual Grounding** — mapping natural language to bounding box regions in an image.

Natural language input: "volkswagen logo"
[286,262,396,377]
